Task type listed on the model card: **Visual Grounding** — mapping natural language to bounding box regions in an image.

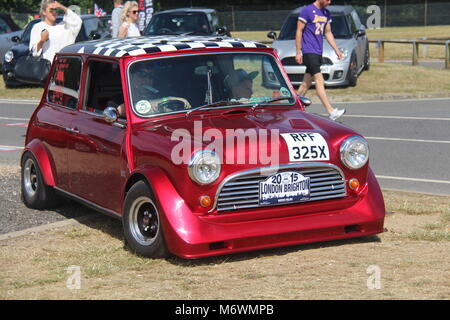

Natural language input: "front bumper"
[153,168,385,259]
[283,59,351,87]
[2,61,21,86]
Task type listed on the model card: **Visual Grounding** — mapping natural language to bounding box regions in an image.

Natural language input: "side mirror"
[298,96,312,107]
[267,31,277,40]
[357,29,366,37]
[11,35,20,43]
[103,107,118,123]
[90,31,101,40]
[216,26,228,36]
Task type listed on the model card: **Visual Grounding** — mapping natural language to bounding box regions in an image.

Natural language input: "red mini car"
[21,36,385,259]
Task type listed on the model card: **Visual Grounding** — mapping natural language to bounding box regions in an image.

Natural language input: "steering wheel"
[158,28,173,34]
[156,97,191,113]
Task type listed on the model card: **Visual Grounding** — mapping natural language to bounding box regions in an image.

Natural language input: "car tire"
[122,181,169,258]
[21,152,59,209]
[347,55,358,87]
[363,46,370,71]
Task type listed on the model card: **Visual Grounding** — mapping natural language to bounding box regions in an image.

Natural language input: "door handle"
[65,127,80,134]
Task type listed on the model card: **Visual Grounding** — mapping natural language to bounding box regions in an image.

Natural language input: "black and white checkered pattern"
[61,36,268,57]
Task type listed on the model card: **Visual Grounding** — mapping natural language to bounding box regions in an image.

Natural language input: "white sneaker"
[329,108,346,121]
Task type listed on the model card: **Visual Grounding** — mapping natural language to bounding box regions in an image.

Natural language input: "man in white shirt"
[30,0,82,63]
[111,0,123,38]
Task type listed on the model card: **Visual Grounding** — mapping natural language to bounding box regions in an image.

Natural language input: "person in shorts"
[295,0,346,121]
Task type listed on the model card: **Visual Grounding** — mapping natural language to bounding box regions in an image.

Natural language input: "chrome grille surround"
[211,163,347,213]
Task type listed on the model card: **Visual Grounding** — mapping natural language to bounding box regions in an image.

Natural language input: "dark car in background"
[143,8,230,36]
[0,14,23,72]
[2,14,111,87]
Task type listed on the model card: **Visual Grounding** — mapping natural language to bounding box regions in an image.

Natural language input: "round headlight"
[4,50,14,63]
[340,136,369,169]
[188,150,221,185]
[339,47,349,59]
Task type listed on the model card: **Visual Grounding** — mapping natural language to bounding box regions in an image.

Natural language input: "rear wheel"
[363,46,370,71]
[21,152,59,209]
[123,181,169,258]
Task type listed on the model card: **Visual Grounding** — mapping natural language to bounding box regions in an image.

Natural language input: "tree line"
[0,0,444,15]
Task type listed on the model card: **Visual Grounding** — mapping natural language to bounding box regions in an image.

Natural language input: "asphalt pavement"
[0,97,449,234]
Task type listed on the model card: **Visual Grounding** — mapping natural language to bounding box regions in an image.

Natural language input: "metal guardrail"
[368,39,450,69]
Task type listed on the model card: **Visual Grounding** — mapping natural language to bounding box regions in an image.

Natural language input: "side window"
[209,13,218,31]
[351,10,362,29]
[347,15,358,34]
[0,17,11,34]
[83,18,99,38]
[84,60,124,115]
[47,56,82,108]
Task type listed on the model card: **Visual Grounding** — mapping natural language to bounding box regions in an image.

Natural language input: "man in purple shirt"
[295,0,345,121]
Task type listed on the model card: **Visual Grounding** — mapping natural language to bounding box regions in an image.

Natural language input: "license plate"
[281,132,330,162]
[259,171,310,206]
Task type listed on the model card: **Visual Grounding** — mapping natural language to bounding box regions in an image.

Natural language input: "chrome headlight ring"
[340,136,369,170]
[188,150,221,185]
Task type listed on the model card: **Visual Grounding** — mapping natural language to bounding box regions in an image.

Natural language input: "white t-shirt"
[121,22,141,37]
[30,9,82,62]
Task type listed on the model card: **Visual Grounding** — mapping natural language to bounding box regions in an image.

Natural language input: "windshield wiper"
[251,96,295,111]
[186,101,248,117]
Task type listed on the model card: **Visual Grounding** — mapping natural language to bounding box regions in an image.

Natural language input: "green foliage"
[0,0,114,14]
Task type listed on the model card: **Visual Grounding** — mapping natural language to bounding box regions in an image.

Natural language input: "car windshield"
[278,14,351,40]
[144,13,211,35]
[20,17,63,43]
[128,53,295,117]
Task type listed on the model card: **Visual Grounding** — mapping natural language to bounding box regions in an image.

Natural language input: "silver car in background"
[269,5,370,87]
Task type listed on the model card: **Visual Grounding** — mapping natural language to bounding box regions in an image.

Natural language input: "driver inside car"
[112,65,159,117]
[224,68,259,100]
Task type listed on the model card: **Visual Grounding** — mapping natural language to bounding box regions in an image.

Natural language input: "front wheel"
[347,56,358,87]
[21,152,59,209]
[122,181,169,258]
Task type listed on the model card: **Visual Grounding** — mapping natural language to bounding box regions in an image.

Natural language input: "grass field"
[0,180,449,299]
[0,80,43,100]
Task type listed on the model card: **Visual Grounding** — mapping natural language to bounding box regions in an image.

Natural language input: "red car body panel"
[23,38,386,258]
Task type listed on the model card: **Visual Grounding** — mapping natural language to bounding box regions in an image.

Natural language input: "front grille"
[281,57,333,66]
[288,73,329,82]
[215,164,346,212]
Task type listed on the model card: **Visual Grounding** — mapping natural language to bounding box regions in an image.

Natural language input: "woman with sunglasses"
[118,1,141,38]
[30,0,82,63]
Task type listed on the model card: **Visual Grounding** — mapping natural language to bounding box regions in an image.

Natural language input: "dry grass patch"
[0,78,43,100]
[1,190,449,299]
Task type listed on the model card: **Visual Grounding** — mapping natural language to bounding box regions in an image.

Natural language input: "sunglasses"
[48,8,57,13]
[131,10,138,14]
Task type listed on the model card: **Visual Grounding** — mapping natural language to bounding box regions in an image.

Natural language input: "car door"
[33,56,83,190]
[68,58,127,213]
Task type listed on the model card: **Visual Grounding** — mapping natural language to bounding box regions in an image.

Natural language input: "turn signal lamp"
[199,195,212,208]
[349,178,360,190]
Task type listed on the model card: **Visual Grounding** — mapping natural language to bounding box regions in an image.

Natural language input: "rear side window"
[47,56,82,109]
[84,60,123,114]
